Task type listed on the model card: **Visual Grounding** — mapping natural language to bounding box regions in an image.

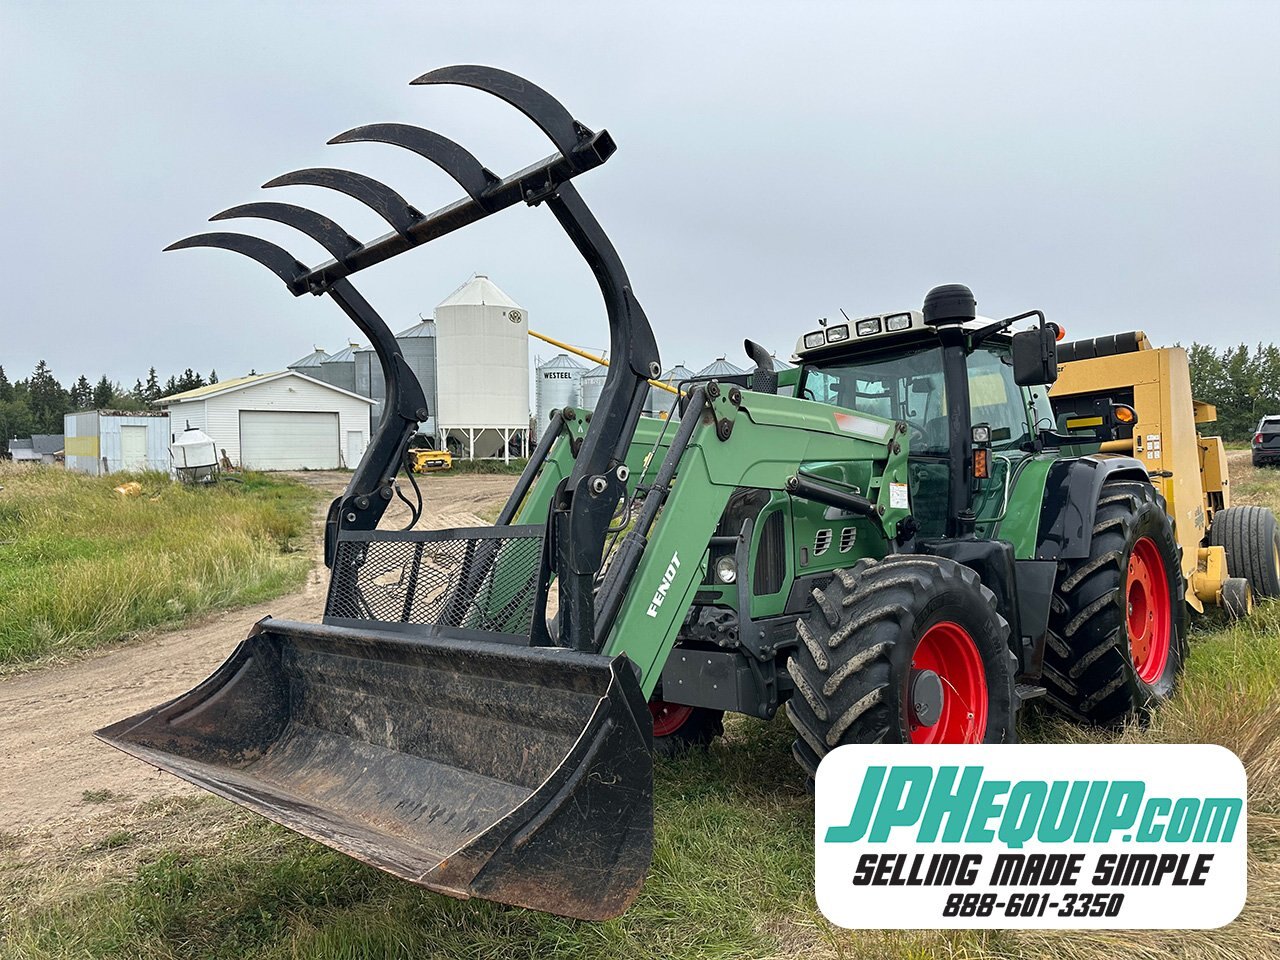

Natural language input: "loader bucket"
[96,618,653,920]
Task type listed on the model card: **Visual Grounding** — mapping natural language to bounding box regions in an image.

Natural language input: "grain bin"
[581,363,608,412]
[534,354,586,439]
[312,342,359,393]
[696,357,745,379]
[434,274,529,460]
[288,347,329,373]
[645,364,694,418]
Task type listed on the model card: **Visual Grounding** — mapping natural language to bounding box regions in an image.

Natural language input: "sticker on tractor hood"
[814,744,1246,929]
[646,552,681,618]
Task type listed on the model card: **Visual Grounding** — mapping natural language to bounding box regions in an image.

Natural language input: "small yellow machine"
[408,449,452,473]
[1051,331,1279,617]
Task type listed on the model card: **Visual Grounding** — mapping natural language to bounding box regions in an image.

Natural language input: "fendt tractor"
[99,67,1279,920]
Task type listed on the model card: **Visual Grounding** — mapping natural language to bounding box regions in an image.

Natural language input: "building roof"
[396,319,437,339]
[437,274,521,310]
[289,347,329,369]
[31,434,64,455]
[9,437,32,450]
[157,370,375,405]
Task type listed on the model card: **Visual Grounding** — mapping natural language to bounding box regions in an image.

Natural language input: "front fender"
[1035,454,1151,561]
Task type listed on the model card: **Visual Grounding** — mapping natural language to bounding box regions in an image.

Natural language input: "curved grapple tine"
[263,168,423,236]
[164,232,308,291]
[211,202,362,262]
[412,65,591,161]
[329,123,500,205]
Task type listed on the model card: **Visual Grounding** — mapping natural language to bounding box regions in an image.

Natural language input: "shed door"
[120,425,149,471]
[239,411,340,470]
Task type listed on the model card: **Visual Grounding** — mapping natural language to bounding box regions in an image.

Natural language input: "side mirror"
[1011,326,1059,386]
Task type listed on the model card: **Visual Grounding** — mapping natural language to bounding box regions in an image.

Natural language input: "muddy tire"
[785,555,1017,780]
[1042,480,1186,724]
[1211,505,1280,599]
[649,696,724,758]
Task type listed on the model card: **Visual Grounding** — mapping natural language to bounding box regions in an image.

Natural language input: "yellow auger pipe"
[529,329,680,395]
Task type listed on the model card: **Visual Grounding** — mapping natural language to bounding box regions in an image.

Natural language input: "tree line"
[1,361,226,449]
[1184,342,1280,440]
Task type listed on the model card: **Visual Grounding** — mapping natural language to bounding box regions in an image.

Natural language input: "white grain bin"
[434,274,529,460]
[581,363,608,412]
[645,364,694,418]
[170,422,219,483]
[534,354,586,439]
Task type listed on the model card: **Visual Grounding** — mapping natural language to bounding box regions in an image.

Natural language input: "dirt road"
[0,471,514,839]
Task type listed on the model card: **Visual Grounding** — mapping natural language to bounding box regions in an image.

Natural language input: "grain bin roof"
[396,319,437,338]
[539,353,587,370]
[696,357,745,378]
[289,347,329,368]
[323,342,363,363]
[437,274,521,310]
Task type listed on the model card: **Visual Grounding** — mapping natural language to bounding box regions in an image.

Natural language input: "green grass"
[2,464,1278,959]
[444,458,529,475]
[0,464,318,667]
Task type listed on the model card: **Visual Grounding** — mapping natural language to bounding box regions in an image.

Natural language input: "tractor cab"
[791,308,1056,538]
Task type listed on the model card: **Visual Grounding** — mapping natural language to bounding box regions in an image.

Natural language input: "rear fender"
[1035,454,1151,561]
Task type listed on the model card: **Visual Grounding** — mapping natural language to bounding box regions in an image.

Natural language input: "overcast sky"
[2,0,1277,387]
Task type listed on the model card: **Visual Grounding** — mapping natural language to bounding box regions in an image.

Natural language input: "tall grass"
[0,464,317,667]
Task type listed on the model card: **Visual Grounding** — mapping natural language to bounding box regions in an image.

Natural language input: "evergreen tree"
[164,375,178,396]
[71,375,92,409]
[132,378,145,401]
[143,367,161,403]
[92,375,114,409]
[208,369,219,384]
[0,365,12,403]
[28,361,67,433]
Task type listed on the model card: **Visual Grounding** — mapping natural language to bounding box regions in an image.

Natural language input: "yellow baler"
[1050,331,1265,616]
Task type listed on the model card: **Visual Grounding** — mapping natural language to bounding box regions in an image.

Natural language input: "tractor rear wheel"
[1042,479,1186,724]
[649,695,724,758]
[1211,505,1280,599]
[785,555,1016,780]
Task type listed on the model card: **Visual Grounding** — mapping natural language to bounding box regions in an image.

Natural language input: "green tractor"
[99,66,1184,920]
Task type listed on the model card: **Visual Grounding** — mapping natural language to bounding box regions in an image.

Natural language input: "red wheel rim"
[649,699,693,737]
[909,621,989,744]
[1127,536,1172,684]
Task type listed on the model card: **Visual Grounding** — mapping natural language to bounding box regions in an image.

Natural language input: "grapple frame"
[98,66,666,920]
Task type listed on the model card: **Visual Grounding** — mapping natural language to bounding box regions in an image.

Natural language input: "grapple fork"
[99,66,662,920]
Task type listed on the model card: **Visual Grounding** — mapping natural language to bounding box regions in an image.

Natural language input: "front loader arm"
[599,388,912,695]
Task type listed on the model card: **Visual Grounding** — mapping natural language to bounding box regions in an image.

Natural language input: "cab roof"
[793,310,1004,362]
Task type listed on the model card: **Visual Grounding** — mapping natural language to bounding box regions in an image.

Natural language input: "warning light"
[973,448,990,479]
[1054,323,1066,342]
[1114,405,1137,424]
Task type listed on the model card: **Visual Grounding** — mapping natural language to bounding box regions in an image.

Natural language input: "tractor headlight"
[971,424,991,444]
[884,313,913,332]
[804,331,826,349]
[826,324,850,343]
[855,317,882,337]
[714,556,738,584]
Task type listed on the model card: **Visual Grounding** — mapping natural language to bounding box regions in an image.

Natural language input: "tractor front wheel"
[1042,479,1186,723]
[648,695,724,758]
[786,555,1017,780]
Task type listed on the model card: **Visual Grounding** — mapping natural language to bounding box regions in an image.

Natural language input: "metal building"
[581,363,608,412]
[313,342,360,393]
[64,410,169,475]
[434,274,529,461]
[534,354,586,439]
[645,364,694,418]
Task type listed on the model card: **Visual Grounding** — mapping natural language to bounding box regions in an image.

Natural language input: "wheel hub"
[1126,536,1172,684]
[909,669,944,728]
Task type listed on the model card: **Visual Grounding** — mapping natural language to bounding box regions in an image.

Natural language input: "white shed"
[157,371,375,471]
[64,412,168,475]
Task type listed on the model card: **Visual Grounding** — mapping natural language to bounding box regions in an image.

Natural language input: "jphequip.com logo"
[814,744,1246,928]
